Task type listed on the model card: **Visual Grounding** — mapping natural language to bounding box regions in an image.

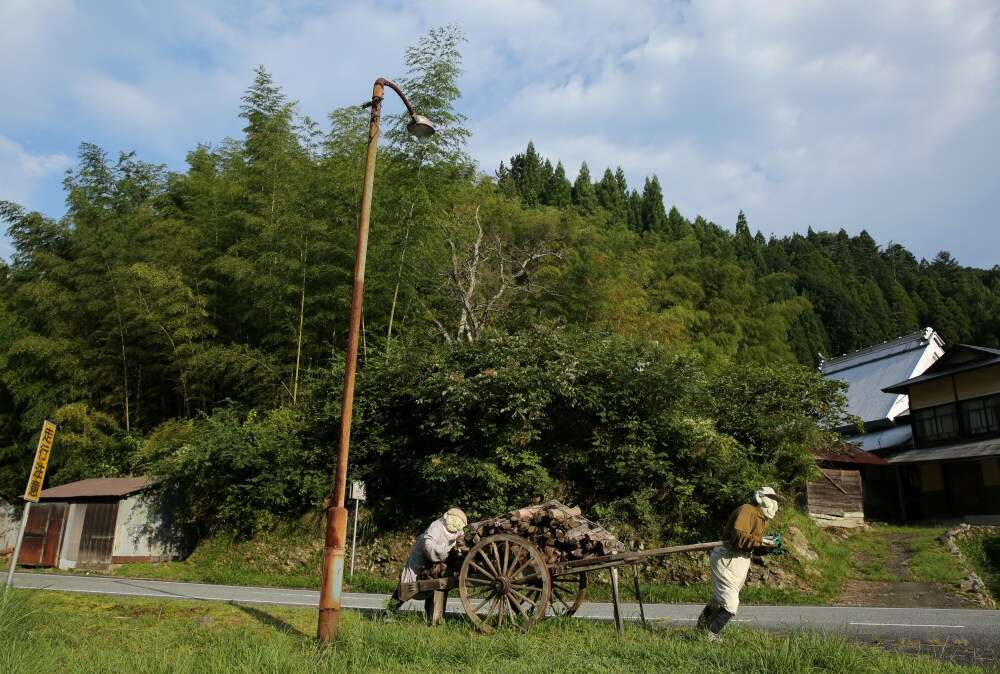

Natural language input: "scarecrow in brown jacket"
[697,487,782,639]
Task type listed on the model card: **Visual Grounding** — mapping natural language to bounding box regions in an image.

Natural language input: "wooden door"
[945,461,982,516]
[19,503,67,567]
[78,502,119,566]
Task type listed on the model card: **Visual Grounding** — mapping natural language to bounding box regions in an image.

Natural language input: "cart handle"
[549,540,722,576]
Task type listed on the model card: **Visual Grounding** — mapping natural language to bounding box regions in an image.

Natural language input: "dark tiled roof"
[884,438,1000,464]
[40,476,151,500]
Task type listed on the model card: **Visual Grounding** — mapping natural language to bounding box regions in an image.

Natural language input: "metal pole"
[5,502,32,587]
[317,79,383,643]
[350,497,359,579]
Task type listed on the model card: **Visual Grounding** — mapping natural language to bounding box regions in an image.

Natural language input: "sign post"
[5,420,57,588]
[349,480,366,579]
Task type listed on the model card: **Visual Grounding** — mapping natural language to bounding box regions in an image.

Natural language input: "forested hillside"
[1,27,997,540]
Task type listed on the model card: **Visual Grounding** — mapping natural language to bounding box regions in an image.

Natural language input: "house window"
[912,403,959,444]
[961,394,1000,436]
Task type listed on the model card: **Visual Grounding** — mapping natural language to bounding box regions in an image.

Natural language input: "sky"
[1,0,998,266]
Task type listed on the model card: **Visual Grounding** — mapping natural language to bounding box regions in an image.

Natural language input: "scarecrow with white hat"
[697,487,783,639]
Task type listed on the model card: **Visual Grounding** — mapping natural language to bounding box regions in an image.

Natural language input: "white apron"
[709,544,752,614]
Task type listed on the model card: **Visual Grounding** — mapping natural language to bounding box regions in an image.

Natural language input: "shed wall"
[111,494,176,562]
[807,468,864,527]
[1,501,18,553]
[58,503,86,569]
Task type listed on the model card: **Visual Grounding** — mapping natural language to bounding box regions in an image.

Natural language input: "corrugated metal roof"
[819,328,943,424]
[845,425,913,452]
[39,476,151,500]
[885,438,1000,464]
[813,445,889,465]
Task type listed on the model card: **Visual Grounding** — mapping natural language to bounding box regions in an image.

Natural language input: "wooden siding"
[807,468,863,516]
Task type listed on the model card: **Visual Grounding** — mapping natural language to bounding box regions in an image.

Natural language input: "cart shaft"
[549,540,722,576]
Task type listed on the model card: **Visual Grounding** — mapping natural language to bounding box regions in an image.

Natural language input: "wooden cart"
[396,533,721,633]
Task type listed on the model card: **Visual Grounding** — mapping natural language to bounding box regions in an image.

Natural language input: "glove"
[761,532,785,555]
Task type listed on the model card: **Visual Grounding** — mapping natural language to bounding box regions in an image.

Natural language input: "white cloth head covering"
[443,507,468,533]
[753,487,780,520]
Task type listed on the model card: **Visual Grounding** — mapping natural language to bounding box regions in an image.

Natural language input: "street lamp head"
[407,114,435,139]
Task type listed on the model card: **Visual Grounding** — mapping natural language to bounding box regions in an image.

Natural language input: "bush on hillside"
[139,328,847,541]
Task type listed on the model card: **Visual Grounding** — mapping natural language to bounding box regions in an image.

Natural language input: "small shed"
[807,447,888,528]
[17,477,178,569]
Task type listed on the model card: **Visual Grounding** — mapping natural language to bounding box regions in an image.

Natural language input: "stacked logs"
[420,500,623,579]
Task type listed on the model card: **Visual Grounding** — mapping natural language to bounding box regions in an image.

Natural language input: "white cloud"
[0,135,72,259]
[0,135,72,203]
[467,0,999,264]
[0,0,997,265]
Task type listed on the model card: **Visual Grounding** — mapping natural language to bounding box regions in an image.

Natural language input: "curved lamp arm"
[366,78,435,139]
[376,77,416,116]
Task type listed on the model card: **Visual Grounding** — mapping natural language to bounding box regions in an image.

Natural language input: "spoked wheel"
[548,572,588,617]
[458,534,551,633]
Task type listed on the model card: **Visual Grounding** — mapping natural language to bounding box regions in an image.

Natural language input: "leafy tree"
[386,24,472,171]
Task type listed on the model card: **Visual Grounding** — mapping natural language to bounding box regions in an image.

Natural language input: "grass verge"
[957,532,1000,601]
[2,510,970,608]
[0,588,986,673]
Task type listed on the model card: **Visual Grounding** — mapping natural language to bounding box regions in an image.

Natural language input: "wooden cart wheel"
[548,572,588,617]
[458,534,551,633]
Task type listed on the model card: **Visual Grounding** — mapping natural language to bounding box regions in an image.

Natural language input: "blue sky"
[1,0,998,266]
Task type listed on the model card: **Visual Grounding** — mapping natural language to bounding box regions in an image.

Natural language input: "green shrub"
[142,405,328,536]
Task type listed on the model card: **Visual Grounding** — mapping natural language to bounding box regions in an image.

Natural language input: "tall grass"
[0,588,36,672]
[0,590,986,673]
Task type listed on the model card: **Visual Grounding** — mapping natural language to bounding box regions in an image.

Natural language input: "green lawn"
[839,523,968,585]
[0,588,985,673]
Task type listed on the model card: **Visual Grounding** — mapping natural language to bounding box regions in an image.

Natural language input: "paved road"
[11,572,999,659]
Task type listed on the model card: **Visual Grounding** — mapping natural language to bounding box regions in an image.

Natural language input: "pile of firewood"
[420,501,623,579]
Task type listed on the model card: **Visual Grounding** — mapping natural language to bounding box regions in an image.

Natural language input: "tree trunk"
[292,267,306,404]
[386,203,416,355]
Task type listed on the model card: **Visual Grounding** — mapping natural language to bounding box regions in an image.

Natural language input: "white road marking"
[651,618,751,623]
[849,622,966,629]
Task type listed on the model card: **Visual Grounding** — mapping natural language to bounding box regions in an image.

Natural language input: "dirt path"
[836,532,975,608]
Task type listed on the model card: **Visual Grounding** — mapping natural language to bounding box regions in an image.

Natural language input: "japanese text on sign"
[23,420,57,502]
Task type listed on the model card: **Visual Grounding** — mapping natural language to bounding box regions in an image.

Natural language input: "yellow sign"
[23,420,57,502]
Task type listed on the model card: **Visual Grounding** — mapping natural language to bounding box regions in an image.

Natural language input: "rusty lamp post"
[317,78,434,644]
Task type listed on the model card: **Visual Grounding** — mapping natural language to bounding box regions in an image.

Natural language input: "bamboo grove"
[1,27,998,539]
